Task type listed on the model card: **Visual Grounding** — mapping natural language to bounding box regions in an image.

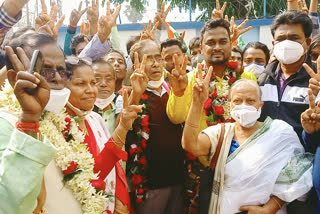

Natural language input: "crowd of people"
[0,0,320,213]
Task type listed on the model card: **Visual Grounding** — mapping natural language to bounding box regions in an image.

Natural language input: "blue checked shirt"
[0,5,22,45]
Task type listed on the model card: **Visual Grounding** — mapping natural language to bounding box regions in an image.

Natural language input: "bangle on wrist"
[114,129,125,147]
[120,120,131,131]
[271,197,282,210]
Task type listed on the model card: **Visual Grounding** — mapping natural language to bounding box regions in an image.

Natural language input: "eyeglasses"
[65,56,92,65]
[40,68,72,82]
[145,55,163,65]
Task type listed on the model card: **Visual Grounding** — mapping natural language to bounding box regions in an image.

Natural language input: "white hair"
[229,79,262,101]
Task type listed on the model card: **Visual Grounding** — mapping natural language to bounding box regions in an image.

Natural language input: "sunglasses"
[40,68,72,82]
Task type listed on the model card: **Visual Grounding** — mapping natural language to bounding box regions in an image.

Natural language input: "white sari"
[203,117,313,214]
[44,112,116,213]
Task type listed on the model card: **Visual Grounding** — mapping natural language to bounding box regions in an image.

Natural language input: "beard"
[204,52,229,65]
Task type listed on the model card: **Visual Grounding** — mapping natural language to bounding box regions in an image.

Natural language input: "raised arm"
[94,90,143,179]
[0,0,30,45]
[79,1,121,60]
[182,64,213,157]
[308,0,319,36]
[129,52,148,105]
[35,0,65,40]
[64,2,87,55]
[288,0,300,10]
[1,46,55,214]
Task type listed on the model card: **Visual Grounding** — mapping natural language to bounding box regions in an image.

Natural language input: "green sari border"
[226,117,273,163]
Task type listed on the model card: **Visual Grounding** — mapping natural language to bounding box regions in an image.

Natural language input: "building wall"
[57,19,276,56]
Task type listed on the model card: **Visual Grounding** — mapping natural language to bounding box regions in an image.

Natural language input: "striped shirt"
[0,6,22,45]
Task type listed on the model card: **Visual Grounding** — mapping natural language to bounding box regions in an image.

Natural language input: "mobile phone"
[25,50,42,95]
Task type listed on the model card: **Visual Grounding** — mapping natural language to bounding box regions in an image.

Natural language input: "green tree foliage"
[167,0,311,21]
[102,0,148,13]
[102,0,312,21]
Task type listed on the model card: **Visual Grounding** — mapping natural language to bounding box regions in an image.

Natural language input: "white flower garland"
[40,111,109,213]
[0,80,109,213]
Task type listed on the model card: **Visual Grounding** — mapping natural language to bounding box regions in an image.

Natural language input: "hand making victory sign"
[303,56,320,96]
[140,20,158,41]
[35,0,65,39]
[69,1,88,28]
[192,64,213,106]
[301,89,320,134]
[153,2,171,30]
[129,52,149,105]
[211,0,227,19]
[167,54,189,97]
[97,0,121,43]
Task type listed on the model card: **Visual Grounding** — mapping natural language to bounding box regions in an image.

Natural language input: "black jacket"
[259,55,317,142]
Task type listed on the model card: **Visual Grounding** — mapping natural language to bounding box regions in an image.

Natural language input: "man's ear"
[7,69,17,87]
[306,37,312,46]
[259,101,264,108]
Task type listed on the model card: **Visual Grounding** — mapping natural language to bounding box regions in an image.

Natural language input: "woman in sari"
[182,75,313,214]
[42,56,142,214]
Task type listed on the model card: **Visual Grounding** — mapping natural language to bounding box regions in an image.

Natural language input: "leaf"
[74,116,84,123]
[63,169,83,182]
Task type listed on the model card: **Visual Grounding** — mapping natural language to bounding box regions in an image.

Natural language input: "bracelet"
[271,197,282,210]
[120,120,131,131]
[114,129,125,147]
[185,121,199,129]
[16,121,40,133]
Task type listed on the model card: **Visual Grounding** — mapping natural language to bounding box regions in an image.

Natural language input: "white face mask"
[231,104,261,128]
[148,75,164,89]
[95,93,115,110]
[45,88,71,113]
[66,101,93,118]
[243,62,265,78]
[273,40,304,64]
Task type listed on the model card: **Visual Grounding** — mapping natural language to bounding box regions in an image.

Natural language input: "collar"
[146,85,167,97]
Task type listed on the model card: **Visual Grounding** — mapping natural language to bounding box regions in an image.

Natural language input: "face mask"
[95,93,115,110]
[45,88,71,113]
[66,101,93,118]
[148,75,164,89]
[243,63,265,78]
[231,104,261,128]
[273,40,304,64]
[191,54,204,68]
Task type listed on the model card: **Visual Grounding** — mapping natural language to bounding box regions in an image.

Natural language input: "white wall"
[259,25,274,49]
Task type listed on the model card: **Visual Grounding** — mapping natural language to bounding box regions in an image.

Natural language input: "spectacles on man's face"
[145,55,163,65]
[40,68,72,82]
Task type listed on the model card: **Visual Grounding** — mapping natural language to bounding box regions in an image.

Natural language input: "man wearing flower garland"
[0,45,56,214]
[124,39,186,214]
[166,17,255,213]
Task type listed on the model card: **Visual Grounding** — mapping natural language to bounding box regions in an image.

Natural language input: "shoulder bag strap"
[209,123,225,169]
